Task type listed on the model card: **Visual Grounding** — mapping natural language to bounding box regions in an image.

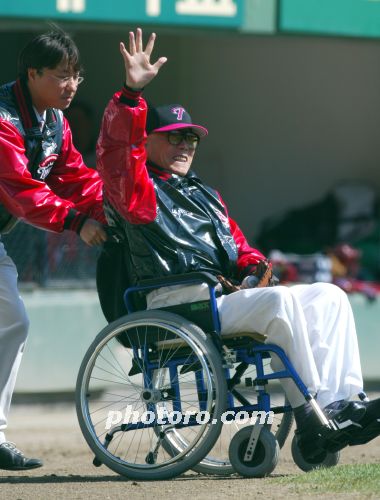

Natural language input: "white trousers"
[0,241,29,444]
[148,282,363,409]
[217,283,363,408]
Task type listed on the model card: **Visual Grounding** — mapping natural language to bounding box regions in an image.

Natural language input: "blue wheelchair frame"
[122,272,319,430]
[80,271,370,477]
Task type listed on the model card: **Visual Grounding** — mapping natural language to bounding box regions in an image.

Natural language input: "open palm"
[120,28,167,89]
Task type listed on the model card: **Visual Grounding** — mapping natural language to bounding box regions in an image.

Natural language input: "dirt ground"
[1,399,379,500]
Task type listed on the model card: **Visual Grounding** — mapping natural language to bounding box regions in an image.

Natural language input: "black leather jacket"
[104,169,239,285]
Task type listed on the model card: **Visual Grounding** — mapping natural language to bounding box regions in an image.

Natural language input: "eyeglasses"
[45,73,84,86]
[167,130,200,149]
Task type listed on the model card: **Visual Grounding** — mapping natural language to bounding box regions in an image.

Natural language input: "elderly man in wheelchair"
[76,29,380,480]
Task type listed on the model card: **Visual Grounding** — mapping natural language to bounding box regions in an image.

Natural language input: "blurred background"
[1,0,379,393]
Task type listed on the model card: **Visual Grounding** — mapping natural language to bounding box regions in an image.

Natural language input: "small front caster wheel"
[228,426,279,477]
[291,434,340,472]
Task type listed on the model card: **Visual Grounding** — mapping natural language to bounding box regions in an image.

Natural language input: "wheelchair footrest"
[321,422,361,453]
[349,418,380,446]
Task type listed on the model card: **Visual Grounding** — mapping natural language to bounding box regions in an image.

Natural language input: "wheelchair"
[76,272,342,480]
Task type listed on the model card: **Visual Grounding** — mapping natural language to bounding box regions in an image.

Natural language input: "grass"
[274,463,380,495]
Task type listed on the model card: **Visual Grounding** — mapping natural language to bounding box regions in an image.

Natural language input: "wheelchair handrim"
[78,319,217,470]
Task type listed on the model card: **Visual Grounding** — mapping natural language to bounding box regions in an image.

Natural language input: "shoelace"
[1,442,24,456]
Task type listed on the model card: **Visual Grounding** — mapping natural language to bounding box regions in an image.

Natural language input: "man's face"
[146,129,199,176]
[27,61,82,113]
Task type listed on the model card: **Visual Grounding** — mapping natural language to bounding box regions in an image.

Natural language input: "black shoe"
[0,442,43,471]
[295,399,380,459]
[323,400,378,452]
[324,400,366,429]
[346,398,380,446]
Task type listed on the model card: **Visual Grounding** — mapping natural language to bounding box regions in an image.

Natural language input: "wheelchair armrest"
[138,271,220,289]
[124,272,221,322]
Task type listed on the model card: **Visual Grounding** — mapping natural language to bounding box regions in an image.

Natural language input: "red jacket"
[0,79,105,234]
[97,88,265,280]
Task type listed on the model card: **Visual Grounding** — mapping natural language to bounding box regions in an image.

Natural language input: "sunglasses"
[166,130,200,149]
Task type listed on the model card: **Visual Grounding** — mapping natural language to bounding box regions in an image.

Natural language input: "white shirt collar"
[33,107,47,130]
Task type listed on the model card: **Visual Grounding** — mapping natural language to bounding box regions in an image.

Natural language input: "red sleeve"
[0,118,105,233]
[217,193,267,277]
[0,119,74,232]
[96,90,157,224]
[229,217,267,276]
[46,118,105,224]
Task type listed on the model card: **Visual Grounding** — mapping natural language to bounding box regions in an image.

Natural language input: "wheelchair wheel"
[228,426,279,477]
[159,358,293,476]
[291,434,340,472]
[76,310,227,481]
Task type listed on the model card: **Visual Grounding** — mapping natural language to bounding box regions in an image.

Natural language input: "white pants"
[217,283,363,408]
[148,282,363,409]
[0,241,29,444]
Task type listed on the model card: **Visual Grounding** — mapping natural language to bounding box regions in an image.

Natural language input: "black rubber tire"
[160,370,293,476]
[191,397,292,476]
[228,426,279,477]
[274,401,294,448]
[76,310,227,481]
[291,434,340,472]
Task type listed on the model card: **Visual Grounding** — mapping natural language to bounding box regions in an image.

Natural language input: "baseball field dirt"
[1,400,379,499]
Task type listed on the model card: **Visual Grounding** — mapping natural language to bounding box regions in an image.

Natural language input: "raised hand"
[120,28,167,90]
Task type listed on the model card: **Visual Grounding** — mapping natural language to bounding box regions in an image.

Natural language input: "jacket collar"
[147,160,172,181]
[147,160,201,185]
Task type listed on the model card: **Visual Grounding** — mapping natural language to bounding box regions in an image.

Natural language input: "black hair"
[18,26,82,80]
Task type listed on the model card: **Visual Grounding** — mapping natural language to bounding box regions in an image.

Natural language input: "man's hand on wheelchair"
[79,219,108,247]
[218,260,278,294]
[241,260,279,289]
